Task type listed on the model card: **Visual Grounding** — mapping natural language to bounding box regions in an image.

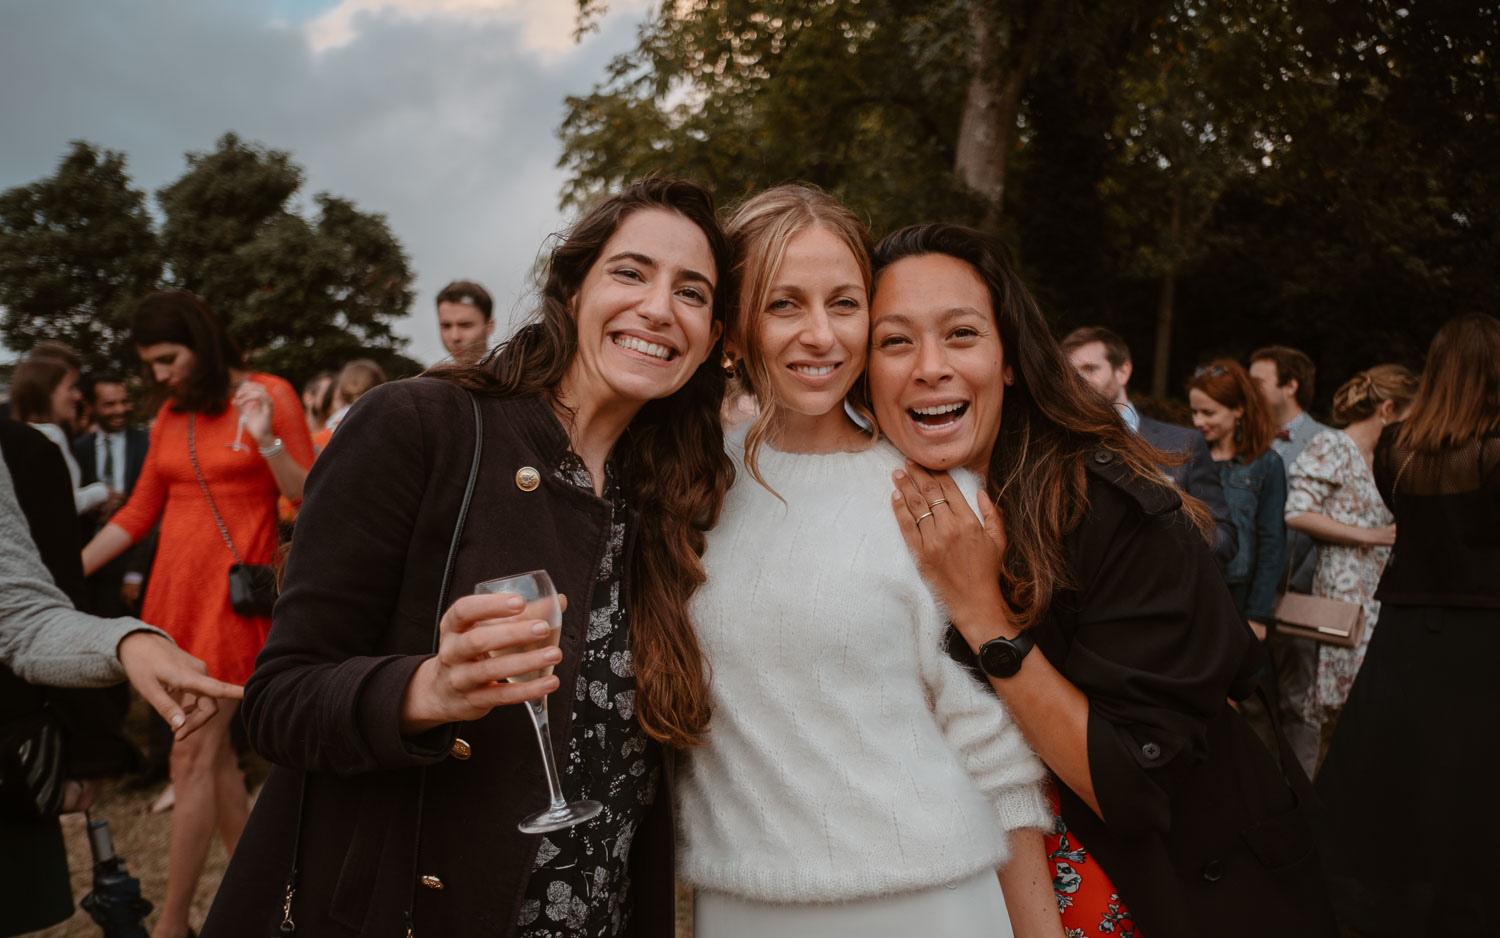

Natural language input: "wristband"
[258,437,284,459]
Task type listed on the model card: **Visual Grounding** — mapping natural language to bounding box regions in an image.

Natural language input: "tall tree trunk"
[1151,185,1185,399]
[954,0,1047,233]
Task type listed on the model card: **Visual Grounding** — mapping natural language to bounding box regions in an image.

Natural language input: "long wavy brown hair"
[430,177,734,747]
[872,224,1211,628]
[1397,313,1500,452]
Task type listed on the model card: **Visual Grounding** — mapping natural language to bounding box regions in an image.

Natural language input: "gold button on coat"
[450,738,471,760]
[515,466,541,492]
[420,875,444,890]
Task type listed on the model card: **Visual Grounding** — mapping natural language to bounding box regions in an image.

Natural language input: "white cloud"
[0,0,653,367]
[305,0,643,57]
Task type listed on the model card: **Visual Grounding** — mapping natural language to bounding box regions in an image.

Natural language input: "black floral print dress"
[516,456,661,938]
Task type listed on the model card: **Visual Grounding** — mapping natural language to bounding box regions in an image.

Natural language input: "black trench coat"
[202,380,676,938]
[954,451,1336,938]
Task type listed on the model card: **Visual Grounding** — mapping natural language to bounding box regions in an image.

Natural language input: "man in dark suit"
[1062,327,1237,565]
[73,377,154,618]
[73,376,168,784]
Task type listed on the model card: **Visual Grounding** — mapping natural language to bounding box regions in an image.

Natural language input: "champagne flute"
[475,570,602,833]
[226,382,248,451]
[226,413,248,452]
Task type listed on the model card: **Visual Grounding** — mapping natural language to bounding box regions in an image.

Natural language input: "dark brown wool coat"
[202,379,675,938]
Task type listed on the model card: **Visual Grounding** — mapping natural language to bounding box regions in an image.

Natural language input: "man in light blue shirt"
[1249,345,1330,777]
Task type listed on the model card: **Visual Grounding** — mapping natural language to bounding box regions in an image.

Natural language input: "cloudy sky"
[0,0,652,366]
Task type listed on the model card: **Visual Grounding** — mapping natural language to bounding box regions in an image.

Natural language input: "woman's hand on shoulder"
[891,462,1010,641]
[399,592,567,735]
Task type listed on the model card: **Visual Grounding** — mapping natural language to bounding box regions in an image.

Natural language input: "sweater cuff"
[992,782,1053,834]
[27,620,168,688]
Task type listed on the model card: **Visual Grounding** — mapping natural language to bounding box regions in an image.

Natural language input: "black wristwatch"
[977,632,1035,679]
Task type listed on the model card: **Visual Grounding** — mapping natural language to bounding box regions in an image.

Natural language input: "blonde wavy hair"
[724,184,877,490]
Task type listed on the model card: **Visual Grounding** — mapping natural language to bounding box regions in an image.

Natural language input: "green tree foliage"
[157,134,418,384]
[1,134,418,390]
[1189,2,1500,387]
[565,1,1498,411]
[561,0,1169,229]
[0,142,161,376]
[1102,0,1311,395]
[562,0,983,232]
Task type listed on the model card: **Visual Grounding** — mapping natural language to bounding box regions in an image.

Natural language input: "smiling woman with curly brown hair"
[201,178,735,938]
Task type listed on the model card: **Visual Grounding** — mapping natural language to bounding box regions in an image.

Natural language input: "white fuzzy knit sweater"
[676,427,1051,902]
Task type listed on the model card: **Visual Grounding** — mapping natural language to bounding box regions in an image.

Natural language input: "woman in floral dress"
[1284,364,1417,756]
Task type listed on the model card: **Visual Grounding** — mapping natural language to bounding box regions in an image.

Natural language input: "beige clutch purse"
[1273,592,1365,647]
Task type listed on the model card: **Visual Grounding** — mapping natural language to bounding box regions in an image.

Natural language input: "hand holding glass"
[474,570,601,833]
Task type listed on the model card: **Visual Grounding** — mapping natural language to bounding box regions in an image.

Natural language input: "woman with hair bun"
[1186,359,1286,638]
[1317,314,1500,936]
[1283,363,1416,757]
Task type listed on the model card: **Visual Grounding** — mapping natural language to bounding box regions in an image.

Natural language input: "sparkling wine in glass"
[474,570,602,833]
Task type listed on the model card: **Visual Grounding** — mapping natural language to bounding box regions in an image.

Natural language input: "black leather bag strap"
[278,390,484,936]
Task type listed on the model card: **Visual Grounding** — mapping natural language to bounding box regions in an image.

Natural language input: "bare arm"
[235,380,311,500]
[1285,511,1395,547]
[82,522,133,576]
[998,828,1066,938]
[259,446,309,500]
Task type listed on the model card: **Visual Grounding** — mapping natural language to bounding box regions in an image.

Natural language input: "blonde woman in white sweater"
[675,185,1061,938]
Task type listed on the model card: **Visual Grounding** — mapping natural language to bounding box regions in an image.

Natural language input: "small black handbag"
[188,414,279,617]
[227,563,279,618]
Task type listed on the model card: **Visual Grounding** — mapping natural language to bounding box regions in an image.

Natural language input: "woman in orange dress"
[84,290,314,938]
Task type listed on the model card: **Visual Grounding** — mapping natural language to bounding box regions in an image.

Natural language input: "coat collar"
[503,393,574,467]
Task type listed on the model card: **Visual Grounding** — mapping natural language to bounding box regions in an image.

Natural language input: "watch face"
[980,640,1023,677]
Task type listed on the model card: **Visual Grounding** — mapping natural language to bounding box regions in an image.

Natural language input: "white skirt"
[693,870,1013,938]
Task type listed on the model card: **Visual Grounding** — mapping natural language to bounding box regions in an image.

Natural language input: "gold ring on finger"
[915,511,935,525]
[927,497,948,508]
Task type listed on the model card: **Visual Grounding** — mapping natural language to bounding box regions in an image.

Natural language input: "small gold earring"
[721,353,737,378]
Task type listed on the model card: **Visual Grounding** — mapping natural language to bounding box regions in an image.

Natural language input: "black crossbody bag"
[187,413,279,617]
